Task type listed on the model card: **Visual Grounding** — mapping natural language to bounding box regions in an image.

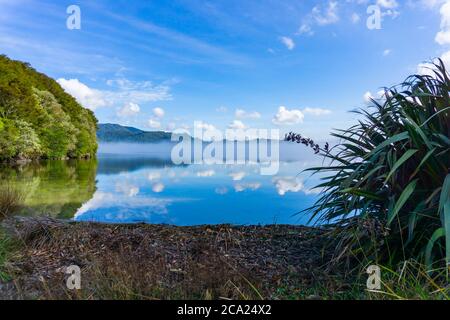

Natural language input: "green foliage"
[33,88,77,158]
[0,118,19,159]
[0,118,40,159]
[302,60,450,268]
[14,119,42,159]
[0,159,97,219]
[0,55,97,160]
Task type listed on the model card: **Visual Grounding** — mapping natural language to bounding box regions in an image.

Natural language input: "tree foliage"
[0,55,97,160]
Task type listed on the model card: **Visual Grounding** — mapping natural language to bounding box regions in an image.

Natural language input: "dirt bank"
[0,217,345,300]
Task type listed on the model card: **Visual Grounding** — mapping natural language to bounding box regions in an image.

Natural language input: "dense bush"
[288,60,450,269]
[0,55,97,160]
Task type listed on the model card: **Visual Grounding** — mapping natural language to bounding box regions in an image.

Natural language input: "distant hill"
[97,123,282,144]
[97,123,172,143]
[0,55,98,160]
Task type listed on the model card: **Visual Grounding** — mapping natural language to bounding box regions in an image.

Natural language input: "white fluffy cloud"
[418,50,450,76]
[117,102,140,117]
[435,0,450,45]
[235,109,261,119]
[441,50,450,65]
[272,177,304,196]
[58,78,172,113]
[416,1,450,74]
[272,106,305,125]
[228,120,247,130]
[153,107,165,118]
[57,78,106,110]
[280,36,295,50]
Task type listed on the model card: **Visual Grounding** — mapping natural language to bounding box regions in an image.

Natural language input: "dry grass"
[0,184,24,221]
[1,217,448,300]
[364,260,450,300]
[1,217,335,300]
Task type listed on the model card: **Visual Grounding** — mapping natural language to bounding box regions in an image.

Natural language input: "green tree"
[0,55,98,160]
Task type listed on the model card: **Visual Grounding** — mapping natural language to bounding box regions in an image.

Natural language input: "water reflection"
[0,143,322,225]
[0,160,97,219]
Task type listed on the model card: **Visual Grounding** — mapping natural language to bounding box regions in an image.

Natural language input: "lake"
[0,142,322,226]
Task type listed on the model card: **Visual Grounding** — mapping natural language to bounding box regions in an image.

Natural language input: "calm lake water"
[1,143,322,226]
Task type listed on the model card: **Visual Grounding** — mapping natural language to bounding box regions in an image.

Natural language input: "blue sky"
[0,0,447,139]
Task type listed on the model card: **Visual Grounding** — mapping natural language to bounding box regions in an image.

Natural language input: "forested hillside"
[97,123,171,143]
[0,55,98,160]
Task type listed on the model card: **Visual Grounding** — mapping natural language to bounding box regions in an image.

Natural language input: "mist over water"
[98,141,321,162]
[98,142,175,158]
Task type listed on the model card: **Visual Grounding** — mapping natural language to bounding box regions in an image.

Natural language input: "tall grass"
[0,183,23,281]
[0,183,24,221]
[0,227,19,281]
[288,59,450,270]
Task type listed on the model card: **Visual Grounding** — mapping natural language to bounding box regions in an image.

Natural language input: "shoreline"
[0,216,342,300]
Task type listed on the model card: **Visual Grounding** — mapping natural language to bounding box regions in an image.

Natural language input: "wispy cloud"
[312,1,340,26]
[0,33,124,75]
[57,77,172,111]
[298,1,339,35]
[303,108,332,116]
[103,12,249,66]
[280,36,295,50]
[235,109,261,120]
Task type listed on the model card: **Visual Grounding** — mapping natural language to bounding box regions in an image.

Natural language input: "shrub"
[287,59,450,269]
